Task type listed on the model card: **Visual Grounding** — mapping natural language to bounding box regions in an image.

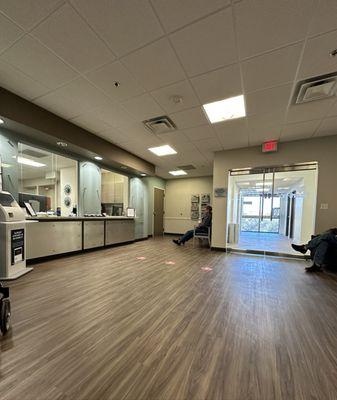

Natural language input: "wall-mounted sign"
[262,140,278,153]
[214,187,227,197]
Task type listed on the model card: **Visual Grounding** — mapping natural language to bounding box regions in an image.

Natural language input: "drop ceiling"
[0,0,337,179]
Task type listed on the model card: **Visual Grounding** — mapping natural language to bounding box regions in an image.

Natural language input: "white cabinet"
[105,220,134,245]
[83,221,104,249]
[26,221,82,259]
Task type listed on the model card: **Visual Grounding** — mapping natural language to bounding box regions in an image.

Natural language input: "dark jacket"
[200,213,212,229]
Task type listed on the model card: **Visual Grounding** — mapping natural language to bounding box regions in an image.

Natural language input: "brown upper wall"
[0,87,155,176]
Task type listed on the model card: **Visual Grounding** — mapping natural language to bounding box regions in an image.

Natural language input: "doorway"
[153,187,164,236]
[226,163,318,257]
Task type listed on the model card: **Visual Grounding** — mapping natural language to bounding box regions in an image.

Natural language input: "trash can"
[0,191,33,280]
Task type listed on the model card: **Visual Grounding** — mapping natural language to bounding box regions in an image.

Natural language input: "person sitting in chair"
[292,228,337,272]
[173,205,212,246]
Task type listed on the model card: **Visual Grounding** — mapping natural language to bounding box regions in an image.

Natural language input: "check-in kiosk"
[0,191,33,280]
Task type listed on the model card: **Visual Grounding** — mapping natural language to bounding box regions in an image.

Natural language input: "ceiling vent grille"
[294,72,337,104]
[143,115,176,134]
[177,164,196,170]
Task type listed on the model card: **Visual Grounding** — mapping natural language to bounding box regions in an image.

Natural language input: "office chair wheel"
[0,298,11,336]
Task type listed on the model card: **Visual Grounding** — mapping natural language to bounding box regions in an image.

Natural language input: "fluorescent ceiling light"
[140,173,147,176]
[169,170,187,176]
[149,144,177,156]
[203,95,246,124]
[0,118,4,124]
[17,156,46,168]
[94,156,103,160]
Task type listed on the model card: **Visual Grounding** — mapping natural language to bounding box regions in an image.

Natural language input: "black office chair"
[309,235,337,270]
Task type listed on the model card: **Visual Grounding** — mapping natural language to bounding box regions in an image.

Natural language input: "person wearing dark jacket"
[292,228,337,272]
[173,205,212,246]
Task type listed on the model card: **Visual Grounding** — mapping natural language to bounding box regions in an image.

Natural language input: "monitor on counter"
[126,208,135,218]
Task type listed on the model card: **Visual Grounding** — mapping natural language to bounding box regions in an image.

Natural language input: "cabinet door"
[83,221,104,249]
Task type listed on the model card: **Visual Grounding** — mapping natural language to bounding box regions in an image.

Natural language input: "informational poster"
[11,229,25,265]
[201,193,211,218]
[191,194,200,220]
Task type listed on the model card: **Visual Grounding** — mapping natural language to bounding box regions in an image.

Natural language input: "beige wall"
[212,135,337,248]
[165,176,213,234]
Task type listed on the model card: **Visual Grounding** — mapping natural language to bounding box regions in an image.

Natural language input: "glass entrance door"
[226,163,318,257]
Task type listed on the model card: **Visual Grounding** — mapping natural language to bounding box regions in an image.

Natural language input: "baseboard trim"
[211,246,227,252]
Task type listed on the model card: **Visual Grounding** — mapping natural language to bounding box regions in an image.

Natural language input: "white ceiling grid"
[0,0,336,178]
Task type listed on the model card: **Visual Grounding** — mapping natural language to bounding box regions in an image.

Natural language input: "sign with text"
[262,140,278,153]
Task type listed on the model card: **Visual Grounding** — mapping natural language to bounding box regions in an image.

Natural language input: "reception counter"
[26,217,135,260]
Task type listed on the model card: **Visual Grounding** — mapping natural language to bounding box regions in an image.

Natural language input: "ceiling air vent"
[294,72,337,104]
[143,115,176,134]
[177,164,196,170]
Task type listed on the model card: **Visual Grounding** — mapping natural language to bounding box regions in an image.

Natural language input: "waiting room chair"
[193,226,211,248]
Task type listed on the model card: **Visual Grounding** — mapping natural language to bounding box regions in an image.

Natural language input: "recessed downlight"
[203,95,246,124]
[148,144,177,156]
[94,156,103,160]
[169,169,187,176]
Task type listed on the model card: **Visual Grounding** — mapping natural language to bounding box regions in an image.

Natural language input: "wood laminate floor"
[1,237,337,400]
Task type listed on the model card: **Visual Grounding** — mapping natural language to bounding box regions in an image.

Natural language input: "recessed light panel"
[94,156,103,160]
[148,144,177,156]
[203,95,246,124]
[169,170,187,176]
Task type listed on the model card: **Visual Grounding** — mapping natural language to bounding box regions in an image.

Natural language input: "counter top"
[26,216,134,222]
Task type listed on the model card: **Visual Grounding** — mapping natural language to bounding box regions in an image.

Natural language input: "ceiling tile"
[235,0,316,58]
[150,80,199,113]
[0,0,64,30]
[247,109,286,143]
[70,0,163,56]
[242,43,302,93]
[1,35,78,89]
[170,8,236,77]
[245,84,292,116]
[169,107,209,129]
[213,118,249,149]
[98,127,137,145]
[121,38,185,91]
[286,97,334,124]
[154,130,190,146]
[0,59,49,100]
[280,119,320,142]
[118,122,162,145]
[191,64,242,104]
[326,98,337,117]
[122,93,164,120]
[298,30,337,79]
[34,77,110,119]
[0,13,24,53]
[89,99,135,128]
[32,3,113,73]
[315,116,337,137]
[192,137,223,151]
[69,113,112,134]
[151,0,227,33]
[309,0,337,37]
[181,125,216,141]
[86,61,145,102]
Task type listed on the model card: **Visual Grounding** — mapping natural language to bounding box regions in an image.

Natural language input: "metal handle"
[270,169,275,221]
[261,171,265,221]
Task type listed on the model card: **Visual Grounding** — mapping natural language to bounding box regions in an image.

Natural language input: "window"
[18,143,78,215]
[101,169,128,216]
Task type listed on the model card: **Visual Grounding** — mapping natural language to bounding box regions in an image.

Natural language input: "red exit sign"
[262,140,278,153]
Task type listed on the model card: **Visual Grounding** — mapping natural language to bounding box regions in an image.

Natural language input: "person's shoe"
[305,264,322,272]
[173,239,181,246]
[292,244,307,254]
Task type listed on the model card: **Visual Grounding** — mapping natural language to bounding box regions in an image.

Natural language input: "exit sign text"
[262,140,278,153]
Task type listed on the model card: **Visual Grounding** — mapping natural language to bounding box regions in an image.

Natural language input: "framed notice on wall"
[191,194,200,220]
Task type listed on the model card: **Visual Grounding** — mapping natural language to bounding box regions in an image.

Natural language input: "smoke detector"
[143,115,177,134]
[294,72,337,104]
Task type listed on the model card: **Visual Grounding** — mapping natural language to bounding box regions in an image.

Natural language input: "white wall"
[212,135,337,248]
[164,176,213,234]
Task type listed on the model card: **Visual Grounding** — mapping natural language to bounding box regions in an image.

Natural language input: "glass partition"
[18,143,78,216]
[101,169,128,216]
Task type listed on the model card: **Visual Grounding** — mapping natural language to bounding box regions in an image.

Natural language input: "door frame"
[152,186,165,237]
